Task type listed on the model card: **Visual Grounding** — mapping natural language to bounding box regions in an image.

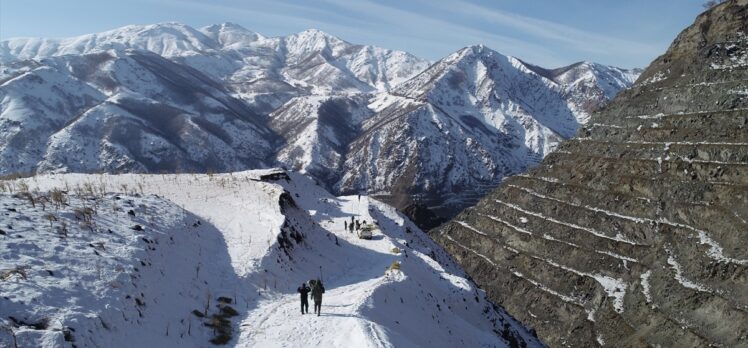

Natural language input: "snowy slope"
[324,46,639,225]
[1,170,544,347]
[0,22,429,100]
[269,94,373,184]
[268,46,640,228]
[0,189,240,347]
[523,61,642,123]
[0,64,107,174]
[0,22,429,174]
[0,49,278,175]
[0,22,218,61]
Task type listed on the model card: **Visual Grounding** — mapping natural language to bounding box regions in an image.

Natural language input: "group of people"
[297,279,325,316]
[344,216,366,233]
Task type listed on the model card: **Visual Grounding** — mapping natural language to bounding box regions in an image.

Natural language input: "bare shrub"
[50,189,67,209]
[388,261,401,272]
[73,207,95,223]
[58,221,69,238]
[79,182,97,199]
[44,213,57,228]
[37,194,48,211]
[1,266,29,281]
[17,181,29,194]
[17,191,35,208]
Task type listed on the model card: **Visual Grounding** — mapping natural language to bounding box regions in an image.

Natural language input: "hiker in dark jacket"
[344,220,348,231]
[311,279,325,316]
[297,282,311,314]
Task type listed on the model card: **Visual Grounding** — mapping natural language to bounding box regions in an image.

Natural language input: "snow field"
[1,170,543,347]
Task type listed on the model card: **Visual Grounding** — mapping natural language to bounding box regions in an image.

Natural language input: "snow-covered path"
[239,195,397,347]
[240,277,388,348]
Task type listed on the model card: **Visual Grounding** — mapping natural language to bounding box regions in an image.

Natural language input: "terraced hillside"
[435,1,748,346]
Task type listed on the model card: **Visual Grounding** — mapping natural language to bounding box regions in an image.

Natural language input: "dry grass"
[388,261,401,271]
[1,266,29,281]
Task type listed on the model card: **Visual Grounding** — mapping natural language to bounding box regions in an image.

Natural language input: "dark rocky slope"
[435,1,748,346]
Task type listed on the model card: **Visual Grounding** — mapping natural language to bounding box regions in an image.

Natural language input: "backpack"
[311,279,324,294]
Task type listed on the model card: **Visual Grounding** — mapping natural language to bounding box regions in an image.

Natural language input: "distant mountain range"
[0,22,640,226]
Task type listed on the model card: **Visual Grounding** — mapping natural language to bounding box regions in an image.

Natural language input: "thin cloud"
[443,1,660,56]
[320,0,567,65]
[321,0,661,67]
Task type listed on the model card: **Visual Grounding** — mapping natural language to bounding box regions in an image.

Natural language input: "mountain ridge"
[329,44,637,226]
[0,22,639,228]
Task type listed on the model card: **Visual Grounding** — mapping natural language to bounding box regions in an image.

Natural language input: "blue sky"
[0,0,705,68]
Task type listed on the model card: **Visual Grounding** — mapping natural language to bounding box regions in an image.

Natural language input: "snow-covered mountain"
[273,45,641,226]
[0,22,638,227]
[522,60,642,123]
[0,170,544,347]
[0,22,429,111]
[0,49,278,175]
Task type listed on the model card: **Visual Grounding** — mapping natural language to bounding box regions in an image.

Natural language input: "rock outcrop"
[436,1,748,346]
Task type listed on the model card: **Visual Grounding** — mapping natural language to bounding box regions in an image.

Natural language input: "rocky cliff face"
[435,1,748,346]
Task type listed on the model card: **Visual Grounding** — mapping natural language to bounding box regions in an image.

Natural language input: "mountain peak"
[518,59,640,90]
[450,44,522,67]
[458,44,496,57]
[280,28,349,61]
[200,22,253,33]
[299,28,327,35]
[292,28,344,44]
[467,43,488,51]
[217,22,248,30]
[122,21,202,35]
[200,22,263,47]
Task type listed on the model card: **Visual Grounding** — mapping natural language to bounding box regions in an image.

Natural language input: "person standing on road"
[311,279,325,316]
[297,282,311,314]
